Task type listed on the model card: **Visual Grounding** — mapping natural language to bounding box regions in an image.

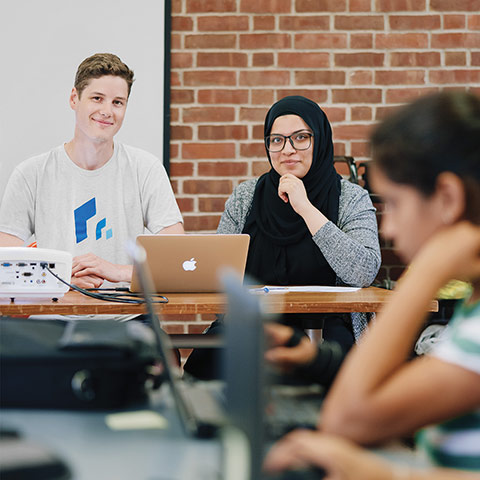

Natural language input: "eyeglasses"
[265,131,313,152]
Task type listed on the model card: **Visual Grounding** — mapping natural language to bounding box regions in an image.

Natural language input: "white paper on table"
[249,285,361,294]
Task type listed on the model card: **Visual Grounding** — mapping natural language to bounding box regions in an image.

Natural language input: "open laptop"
[130,234,250,293]
[220,271,326,479]
[127,241,227,439]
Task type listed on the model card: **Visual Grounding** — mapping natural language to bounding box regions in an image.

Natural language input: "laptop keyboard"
[264,385,323,440]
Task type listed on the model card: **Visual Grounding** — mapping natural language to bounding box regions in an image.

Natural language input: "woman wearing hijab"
[184,95,381,381]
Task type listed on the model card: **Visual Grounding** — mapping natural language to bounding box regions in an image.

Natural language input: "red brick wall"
[166,0,480,337]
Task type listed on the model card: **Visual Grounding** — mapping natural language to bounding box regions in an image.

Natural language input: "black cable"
[41,263,168,304]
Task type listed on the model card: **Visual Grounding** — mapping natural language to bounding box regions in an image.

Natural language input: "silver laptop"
[130,234,250,293]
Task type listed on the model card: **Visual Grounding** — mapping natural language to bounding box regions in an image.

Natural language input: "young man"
[0,53,184,288]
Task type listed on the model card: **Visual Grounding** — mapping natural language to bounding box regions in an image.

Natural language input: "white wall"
[0,0,165,201]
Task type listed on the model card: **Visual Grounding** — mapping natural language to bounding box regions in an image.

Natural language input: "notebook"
[130,234,250,293]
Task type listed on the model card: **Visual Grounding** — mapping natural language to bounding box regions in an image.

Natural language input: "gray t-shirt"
[0,142,183,266]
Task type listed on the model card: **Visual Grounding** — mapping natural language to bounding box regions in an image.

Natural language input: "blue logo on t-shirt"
[74,197,113,244]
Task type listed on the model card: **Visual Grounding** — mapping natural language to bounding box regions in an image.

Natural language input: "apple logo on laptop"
[182,258,197,271]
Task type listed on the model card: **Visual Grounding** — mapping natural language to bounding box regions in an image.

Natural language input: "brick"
[240,143,266,157]
[278,52,330,68]
[376,33,428,48]
[296,0,347,12]
[185,34,236,49]
[351,141,370,157]
[376,0,426,11]
[172,0,182,14]
[198,162,248,176]
[171,125,193,140]
[162,324,186,334]
[295,33,348,49]
[332,124,372,140]
[332,88,382,103]
[170,179,179,193]
[240,107,267,122]
[385,87,438,104]
[170,144,179,159]
[349,70,374,85]
[472,52,480,66]
[183,180,233,195]
[198,16,249,31]
[431,0,480,10]
[276,89,328,103]
[171,52,193,69]
[432,33,480,48]
[444,15,466,29]
[182,143,235,159]
[171,34,181,50]
[350,0,372,11]
[199,197,229,213]
[335,53,384,67]
[252,89,275,104]
[335,15,384,30]
[351,106,372,121]
[170,108,180,123]
[445,51,467,66]
[198,125,249,140]
[469,15,480,29]
[187,323,213,334]
[171,72,181,87]
[350,33,374,48]
[254,16,276,30]
[390,52,441,67]
[252,161,270,176]
[175,197,194,212]
[240,0,291,12]
[183,107,235,123]
[239,71,290,86]
[184,215,222,231]
[186,0,236,12]
[252,53,275,67]
[171,89,195,104]
[333,143,346,156]
[198,89,249,104]
[172,16,193,31]
[375,70,425,85]
[252,125,266,139]
[184,71,236,86]
[240,33,291,49]
[389,15,441,30]
[295,70,346,85]
[322,107,346,122]
[430,70,480,84]
[197,52,248,67]
[280,16,330,30]
[169,162,194,177]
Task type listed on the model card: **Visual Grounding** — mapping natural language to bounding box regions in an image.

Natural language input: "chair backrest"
[334,155,358,184]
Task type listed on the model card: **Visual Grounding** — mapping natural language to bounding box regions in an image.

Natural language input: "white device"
[0,247,72,300]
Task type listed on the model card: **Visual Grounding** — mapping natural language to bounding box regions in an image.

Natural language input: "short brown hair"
[74,53,134,98]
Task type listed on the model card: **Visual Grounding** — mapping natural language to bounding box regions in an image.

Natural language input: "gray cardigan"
[217,178,381,339]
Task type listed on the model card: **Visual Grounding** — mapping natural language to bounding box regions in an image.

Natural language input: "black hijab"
[243,96,342,285]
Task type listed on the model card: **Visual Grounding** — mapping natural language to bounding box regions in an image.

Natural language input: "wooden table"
[0,286,436,316]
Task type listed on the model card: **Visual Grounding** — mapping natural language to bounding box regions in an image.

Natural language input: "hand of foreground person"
[263,430,480,480]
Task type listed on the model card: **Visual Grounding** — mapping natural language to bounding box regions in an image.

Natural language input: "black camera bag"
[0,317,161,410]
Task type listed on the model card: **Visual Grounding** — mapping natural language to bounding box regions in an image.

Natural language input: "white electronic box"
[0,247,72,300]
